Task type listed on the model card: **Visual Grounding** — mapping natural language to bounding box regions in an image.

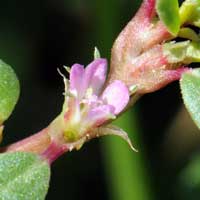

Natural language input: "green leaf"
[180,69,200,129]
[163,41,200,64]
[0,60,20,123]
[179,0,200,27]
[0,152,50,200]
[178,28,200,41]
[156,0,180,36]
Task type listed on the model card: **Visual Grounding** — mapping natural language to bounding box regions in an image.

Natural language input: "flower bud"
[107,0,199,94]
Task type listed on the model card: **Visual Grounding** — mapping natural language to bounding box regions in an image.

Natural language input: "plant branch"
[1,128,51,154]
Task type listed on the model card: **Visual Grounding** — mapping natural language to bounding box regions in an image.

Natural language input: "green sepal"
[180,68,200,130]
[0,60,20,123]
[0,152,50,200]
[156,0,180,36]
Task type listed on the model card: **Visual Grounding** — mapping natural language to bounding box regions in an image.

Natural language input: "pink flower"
[61,58,129,143]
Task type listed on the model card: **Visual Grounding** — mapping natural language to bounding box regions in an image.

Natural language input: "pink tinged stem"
[1,128,69,165]
[2,128,51,154]
[41,142,68,165]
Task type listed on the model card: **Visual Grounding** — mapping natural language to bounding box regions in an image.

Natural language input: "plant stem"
[1,128,51,154]
[41,141,68,164]
[1,126,69,164]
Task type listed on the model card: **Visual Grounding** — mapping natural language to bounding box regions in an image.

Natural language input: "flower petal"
[85,58,107,95]
[85,105,115,127]
[70,64,85,98]
[64,96,81,123]
[101,80,129,115]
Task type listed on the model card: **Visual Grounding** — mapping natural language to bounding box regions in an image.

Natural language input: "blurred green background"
[0,0,200,199]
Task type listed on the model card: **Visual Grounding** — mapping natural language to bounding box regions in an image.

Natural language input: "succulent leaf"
[156,0,180,35]
[0,60,20,124]
[179,0,200,27]
[0,152,50,200]
[180,68,200,129]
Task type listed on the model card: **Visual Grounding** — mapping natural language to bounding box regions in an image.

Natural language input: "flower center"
[64,126,79,142]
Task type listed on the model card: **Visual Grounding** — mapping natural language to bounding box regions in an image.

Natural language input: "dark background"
[0,0,200,199]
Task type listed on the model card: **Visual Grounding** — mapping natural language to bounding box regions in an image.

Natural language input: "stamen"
[85,87,93,98]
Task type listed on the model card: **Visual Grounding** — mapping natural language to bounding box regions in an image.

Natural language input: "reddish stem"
[41,142,68,164]
[0,120,70,164]
[1,128,51,154]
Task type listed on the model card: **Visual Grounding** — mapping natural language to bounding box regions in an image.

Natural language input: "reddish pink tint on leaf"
[107,0,187,94]
[137,0,156,23]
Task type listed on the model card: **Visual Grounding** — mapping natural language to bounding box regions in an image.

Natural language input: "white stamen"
[85,87,93,98]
